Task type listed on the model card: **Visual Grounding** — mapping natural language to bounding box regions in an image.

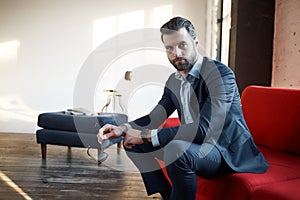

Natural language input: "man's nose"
[174,46,183,57]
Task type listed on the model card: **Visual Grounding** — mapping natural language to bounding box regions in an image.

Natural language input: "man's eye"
[165,46,173,51]
[179,43,187,48]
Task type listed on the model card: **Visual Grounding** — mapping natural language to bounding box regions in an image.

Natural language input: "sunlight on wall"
[0,95,38,121]
[93,16,117,49]
[93,5,173,49]
[0,40,38,132]
[119,10,144,32]
[92,5,174,120]
[93,10,145,49]
[0,95,40,133]
[0,40,20,63]
[152,5,173,27]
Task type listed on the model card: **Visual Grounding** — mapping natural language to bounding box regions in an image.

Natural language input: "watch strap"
[140,129,149,143]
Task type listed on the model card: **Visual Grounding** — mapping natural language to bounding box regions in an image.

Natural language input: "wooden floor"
[0,133,161,200]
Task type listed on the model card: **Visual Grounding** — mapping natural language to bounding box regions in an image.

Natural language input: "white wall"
[0,0,208,133]
[272,0,300,88]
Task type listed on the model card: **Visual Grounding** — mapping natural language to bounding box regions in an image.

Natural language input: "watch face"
[123,125,128,133]
[121,123,129,133]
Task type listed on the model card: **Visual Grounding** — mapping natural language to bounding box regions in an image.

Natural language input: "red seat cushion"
[195,146,300,200]
[252,179,300,200]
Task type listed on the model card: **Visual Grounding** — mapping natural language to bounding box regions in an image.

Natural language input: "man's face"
[162,27,198,72]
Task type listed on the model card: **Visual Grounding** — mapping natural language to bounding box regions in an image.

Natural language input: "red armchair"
[159,85,300,200]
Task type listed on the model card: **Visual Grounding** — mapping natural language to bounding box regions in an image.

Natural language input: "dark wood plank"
[0,133,161,199]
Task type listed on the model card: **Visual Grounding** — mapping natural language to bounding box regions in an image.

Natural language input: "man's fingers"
[97,124,122,144]
[124,135,136,149]
[97,124,111,144]
[97,132,104,144]
[102,134,108,140]
[124,140,134,149]
[102,132,114,140]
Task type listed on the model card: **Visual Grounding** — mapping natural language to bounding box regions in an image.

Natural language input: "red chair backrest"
[241,85,300,155]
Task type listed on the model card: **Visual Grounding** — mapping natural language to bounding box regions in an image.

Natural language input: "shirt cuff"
[151,129,160,147]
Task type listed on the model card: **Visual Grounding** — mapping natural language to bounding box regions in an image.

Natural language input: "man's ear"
[194,37,199,46]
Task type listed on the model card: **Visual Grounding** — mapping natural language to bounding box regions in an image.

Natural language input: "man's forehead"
[162,28,193,44]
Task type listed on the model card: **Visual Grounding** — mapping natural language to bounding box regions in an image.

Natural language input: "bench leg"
[41,144,47,159]
[97,148,109,164]
[117,141,122,154]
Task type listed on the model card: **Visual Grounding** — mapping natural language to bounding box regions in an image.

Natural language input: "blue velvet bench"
[36,111,128,161]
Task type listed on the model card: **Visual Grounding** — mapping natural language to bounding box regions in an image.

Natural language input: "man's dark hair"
[160,16,197,41]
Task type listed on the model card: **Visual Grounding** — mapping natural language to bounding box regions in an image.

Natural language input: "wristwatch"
[140,129,149,143]
[120,123,131,136]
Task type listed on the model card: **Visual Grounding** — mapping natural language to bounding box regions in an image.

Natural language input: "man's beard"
[170,57,194,72]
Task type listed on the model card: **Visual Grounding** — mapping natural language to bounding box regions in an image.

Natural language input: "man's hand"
[97,124,148,148]
[124,129,144,149]
[97,124,123,144]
